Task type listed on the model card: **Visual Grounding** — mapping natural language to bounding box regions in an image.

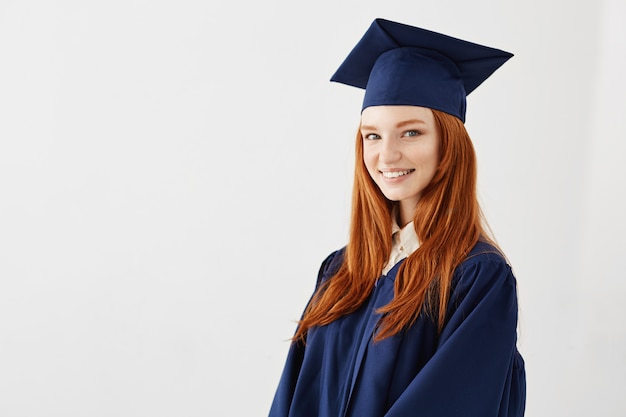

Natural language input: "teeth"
[381,169,413,178]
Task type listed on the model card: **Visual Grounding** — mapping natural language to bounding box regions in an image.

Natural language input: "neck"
[397,202,415,228]
[396,200,417,228]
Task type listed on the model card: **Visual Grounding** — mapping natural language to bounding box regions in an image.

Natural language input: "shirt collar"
[394,220,420,256]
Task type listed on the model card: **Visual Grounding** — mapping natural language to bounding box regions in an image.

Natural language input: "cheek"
[424,151,439,170]
[362,148,377,174]
[415,145,439,172]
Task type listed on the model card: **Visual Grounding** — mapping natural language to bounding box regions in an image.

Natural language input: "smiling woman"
[269,18,525,417]
[360,106,440,226]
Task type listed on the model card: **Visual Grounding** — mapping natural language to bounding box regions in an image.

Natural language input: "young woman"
[269,19,526,417]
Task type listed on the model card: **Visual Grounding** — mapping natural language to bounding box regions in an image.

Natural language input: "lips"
[380,169,415,178]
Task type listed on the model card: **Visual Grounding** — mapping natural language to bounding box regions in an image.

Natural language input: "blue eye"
[404,130,420,137]
[364,133,381,140]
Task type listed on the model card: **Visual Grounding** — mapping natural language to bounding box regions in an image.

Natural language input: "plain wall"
[0,0,624,415]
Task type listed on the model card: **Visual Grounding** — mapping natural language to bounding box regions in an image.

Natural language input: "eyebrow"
[360,119,427,131]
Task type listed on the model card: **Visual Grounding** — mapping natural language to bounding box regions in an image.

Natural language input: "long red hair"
[295,109,493,342]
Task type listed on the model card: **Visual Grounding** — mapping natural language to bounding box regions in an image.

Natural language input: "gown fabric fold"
[269,241,526,417]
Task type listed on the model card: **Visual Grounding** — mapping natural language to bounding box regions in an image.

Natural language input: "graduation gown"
[269,241,526,417]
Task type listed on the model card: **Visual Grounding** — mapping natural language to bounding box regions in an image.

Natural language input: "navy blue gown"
[269,241,526,417]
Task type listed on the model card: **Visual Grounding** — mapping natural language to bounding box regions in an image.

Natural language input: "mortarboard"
[331,18,513,122]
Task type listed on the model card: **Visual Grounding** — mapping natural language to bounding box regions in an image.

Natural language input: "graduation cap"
[331,18,513,122]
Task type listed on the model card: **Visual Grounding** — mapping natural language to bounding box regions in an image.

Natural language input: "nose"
[380,137,401,164]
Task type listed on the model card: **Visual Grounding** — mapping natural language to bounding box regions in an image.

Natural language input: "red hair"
[294,109,493,342]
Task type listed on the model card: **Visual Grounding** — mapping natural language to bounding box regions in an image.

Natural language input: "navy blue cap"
[330,19,513,122]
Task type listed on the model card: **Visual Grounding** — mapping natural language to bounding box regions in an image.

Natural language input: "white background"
[1,0,625,416]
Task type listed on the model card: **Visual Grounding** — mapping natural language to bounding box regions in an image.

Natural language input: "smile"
[380,169,415,178]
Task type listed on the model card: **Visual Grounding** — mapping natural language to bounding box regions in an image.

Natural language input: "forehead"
[360,105,434,126]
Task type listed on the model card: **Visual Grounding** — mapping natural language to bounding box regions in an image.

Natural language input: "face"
[360,105,440,225]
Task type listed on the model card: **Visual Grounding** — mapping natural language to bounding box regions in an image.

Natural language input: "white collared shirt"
[381,221,420,275]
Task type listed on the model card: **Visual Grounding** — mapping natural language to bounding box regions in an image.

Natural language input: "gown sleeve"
[268,249,345,417]
[384,252,526,417]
